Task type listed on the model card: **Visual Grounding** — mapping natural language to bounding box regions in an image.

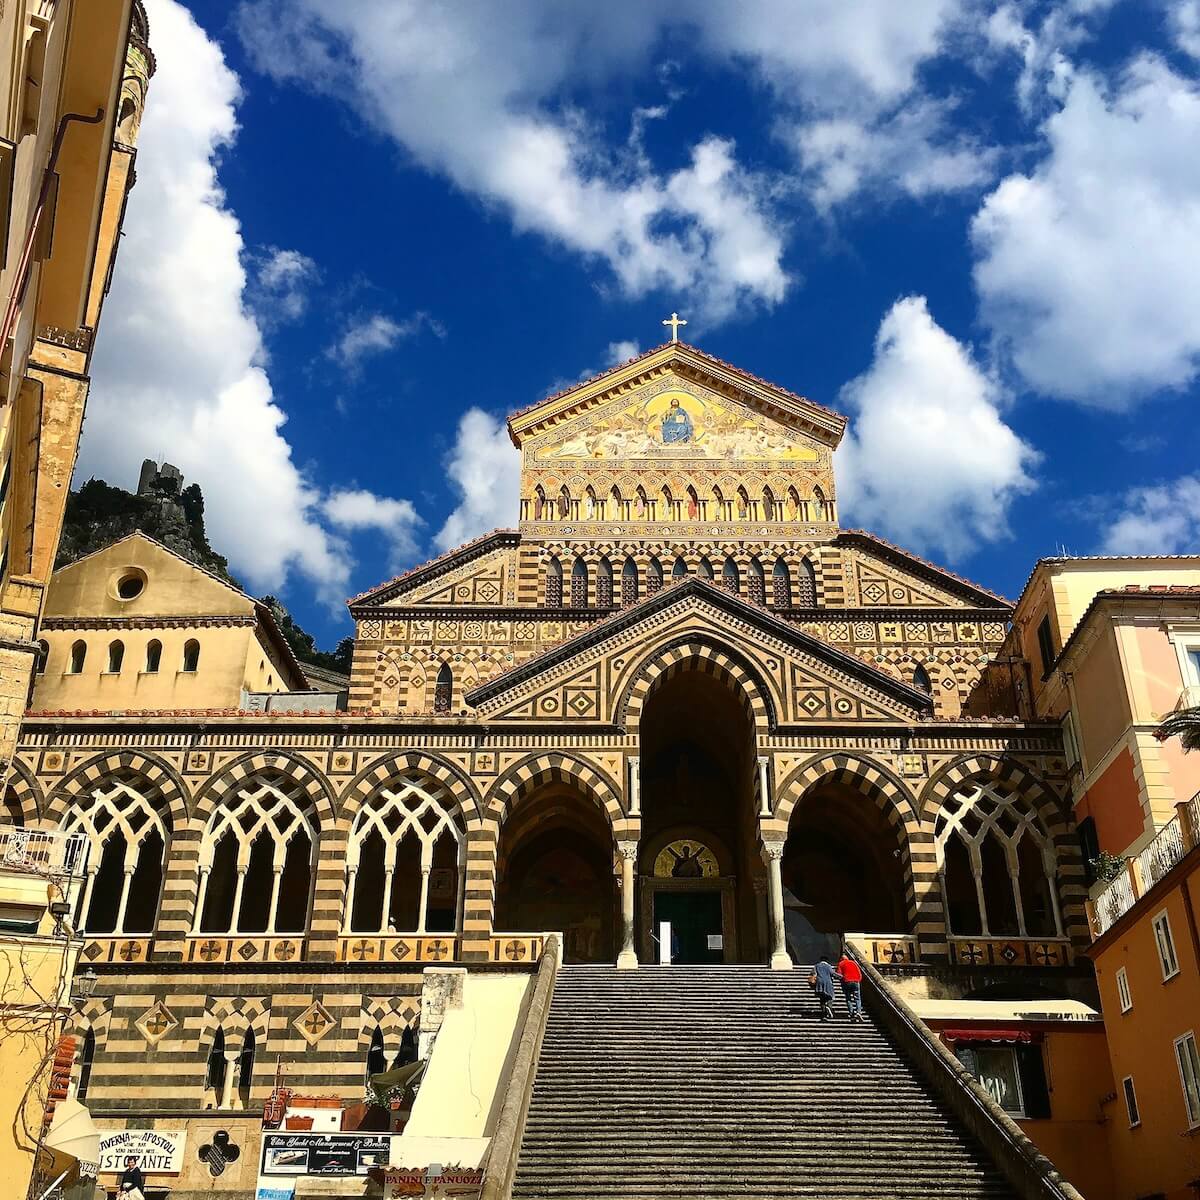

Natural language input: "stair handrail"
[851,947,1085,1200]
[480,933,562,1200]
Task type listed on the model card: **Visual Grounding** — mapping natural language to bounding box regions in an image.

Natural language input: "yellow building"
[31,532,310,713]
[0,0,153,784]
[1010,560,1200,859]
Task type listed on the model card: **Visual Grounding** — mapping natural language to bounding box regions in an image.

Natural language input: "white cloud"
[323,489,423,570]
[327,311,444,369]
[606,340,641,364]
[1104,475,1200,553]
[1170,0,1200,58]
[80,0,416,605]
[791,98,996,212]
[838,296,1038,559]
[250,246,318,323]
[234,0,973,322]
[973,57,1200,407]
[434,409,521,553]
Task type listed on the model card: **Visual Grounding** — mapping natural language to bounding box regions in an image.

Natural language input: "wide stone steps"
[512,965,1016,1200]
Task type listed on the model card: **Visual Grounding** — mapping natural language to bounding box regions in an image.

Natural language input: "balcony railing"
[1175,685,1200,712]
[0,828,88,878]
[1091,794,1199,936]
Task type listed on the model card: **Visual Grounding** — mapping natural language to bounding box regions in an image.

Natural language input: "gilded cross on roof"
[662,312,687,343]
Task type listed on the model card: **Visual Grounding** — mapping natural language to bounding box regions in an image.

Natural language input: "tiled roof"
[348,529,520,607]
[507,340,844,429]
[1011,553,1200,613]
[837,530,1012,607]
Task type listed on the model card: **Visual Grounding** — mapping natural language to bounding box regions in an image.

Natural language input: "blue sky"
[80,0,1200,648]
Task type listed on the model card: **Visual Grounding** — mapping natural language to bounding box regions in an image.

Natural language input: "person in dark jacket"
[809,956,836,1021]
[119,1156,147,1197]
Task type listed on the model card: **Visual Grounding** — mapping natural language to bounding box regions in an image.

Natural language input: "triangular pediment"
[508,341,846,457]
[466,578,931,726]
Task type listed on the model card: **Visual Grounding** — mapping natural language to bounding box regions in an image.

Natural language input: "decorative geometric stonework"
[135,1000,178,1045]
[293,1000,336,1047]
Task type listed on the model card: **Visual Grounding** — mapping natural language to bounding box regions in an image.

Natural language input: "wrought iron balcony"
[0,828,88,878]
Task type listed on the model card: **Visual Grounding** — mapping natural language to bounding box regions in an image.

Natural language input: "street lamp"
[71,967,98,1006]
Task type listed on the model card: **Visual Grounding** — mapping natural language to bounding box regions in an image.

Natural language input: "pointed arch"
[686,484,700,519]
[721,555,740,594]
[484,753,624,828]
[762,485,776,520]
[570,557,589,608]
[49,751,189,828]
[660,484,673,520]
[3,759,45,825]
[912,662,933,694]
[796,557,817,607]
[596,556,613,607]
[772,557,791,607]
[736,486,750,519]
[609,484,623,520]
[584,485,597,518]
[647,556,663,594]
[69,640,87,673]
[697,556,714,581]
[671,555,688,580]
[620,556,639,606]
[544,555,563,606]
[533,484,546,520]
[557,484,571,519]
[106,640,124,674]
[786,486,801,520]
[711,484,726,520]
[813,484,827,520]
[748,556,766,606]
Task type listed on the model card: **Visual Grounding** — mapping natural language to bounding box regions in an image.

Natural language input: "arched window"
[544,556,563,606]
[62,777,169,935]
[237,1028,255,1106]
[68,641,87,674]
[182,639,200,672]
[596,557,613,607]
[366,1025,387,1081]
[813,484,827,521]
[772,558,791,607]
[570,557,588,607]
[671,556,688,580]
[621,557,639,606]
[935,781,1063,939]
[76,1027,96,1100]
[748,557,765,606]
[106,640,124,674]
[345,773,465,935]
[434,663,453,714]
[35,639,49,674]
[913,663,933,694]
[647,557,663,594]
[722,557,740,594]
[797,557,817,607]
[762,486,776,520]
[205,1027,227,1097]
[697,556,714,581]
[557,485,571,519]
[144,639,162,673]
[197,775,315,936]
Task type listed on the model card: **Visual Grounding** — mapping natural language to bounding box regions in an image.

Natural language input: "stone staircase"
[512,965,1018,1200]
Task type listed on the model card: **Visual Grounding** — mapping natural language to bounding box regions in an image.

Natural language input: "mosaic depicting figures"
[537,388,820,463]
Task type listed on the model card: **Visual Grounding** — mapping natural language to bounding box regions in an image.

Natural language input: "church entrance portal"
[636,664,762,963]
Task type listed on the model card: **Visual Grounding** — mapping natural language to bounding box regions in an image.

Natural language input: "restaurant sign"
[261,1132,390,1176]
[384,1166,484,1197]
[98,1129,187,1175]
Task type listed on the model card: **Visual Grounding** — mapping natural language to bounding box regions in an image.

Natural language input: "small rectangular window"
[1188,647,1200,687]
[1153,910,1180,980]
[1115,966,1132,1013]
[1061,711,1080,770]
[1176,1032,1200,1129]
[1122,1075,1140,1127]
[1036,615,1056,677]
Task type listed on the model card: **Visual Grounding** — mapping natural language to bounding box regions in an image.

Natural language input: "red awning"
[942,1028,1037,1044]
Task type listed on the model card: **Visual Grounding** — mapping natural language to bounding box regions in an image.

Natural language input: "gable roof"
[466,575,933,714]
[51,532,309,689]
[507,341,847,450]
[348,529,521,610]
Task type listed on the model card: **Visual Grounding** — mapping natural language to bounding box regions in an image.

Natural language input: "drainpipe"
[0,109,106,364]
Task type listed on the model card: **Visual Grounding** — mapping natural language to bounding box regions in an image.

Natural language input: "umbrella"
[44,1100,100,1174]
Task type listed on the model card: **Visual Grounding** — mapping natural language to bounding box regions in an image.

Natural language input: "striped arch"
[618,636,777,732]
[484,753,623,828]
[192,750,335,825]
[341,752,484,826]
[774,752,932,936]
[48,750,189,828]
[201,997,271,1049]
[920,754,1088,949]
[3,758,44,825]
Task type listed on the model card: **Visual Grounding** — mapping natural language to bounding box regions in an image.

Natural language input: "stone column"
[220,1050,238,1110]
[627,757,641,817]
[761,841,792,970]
[616,840,639,970]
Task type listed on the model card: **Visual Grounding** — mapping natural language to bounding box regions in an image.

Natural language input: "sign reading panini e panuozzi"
[98,1129,187,1174]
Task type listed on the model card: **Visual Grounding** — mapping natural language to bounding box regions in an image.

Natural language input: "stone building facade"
[3,342,1088,1175]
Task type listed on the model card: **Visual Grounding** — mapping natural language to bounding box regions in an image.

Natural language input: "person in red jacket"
[835,949,864,1022]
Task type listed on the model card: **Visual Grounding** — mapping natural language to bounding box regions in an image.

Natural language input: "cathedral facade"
[5,342,1086,1150]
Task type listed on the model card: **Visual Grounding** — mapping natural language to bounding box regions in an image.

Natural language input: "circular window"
[114,570,146,600]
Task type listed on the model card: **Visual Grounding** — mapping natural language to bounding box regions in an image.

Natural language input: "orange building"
[1088,796,1200,1200]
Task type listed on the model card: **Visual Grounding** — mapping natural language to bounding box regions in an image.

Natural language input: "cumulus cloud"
[434,409,521,553]
[1104,475,1200,554]
[972,56,1200,407]
[249,246,318,324]
[838,296,1038,559]
[233,0,975,322]
[323,489,423,570]
[327,311,444,370]
[1170,0,1200,57]
[81,0,415,604]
